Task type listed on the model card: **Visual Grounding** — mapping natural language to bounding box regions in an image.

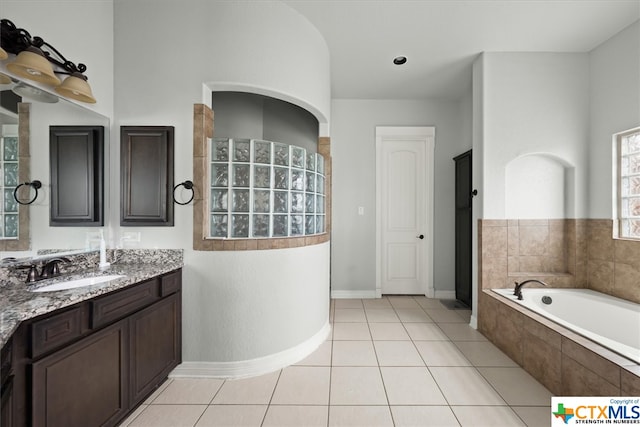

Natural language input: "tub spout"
[513,279,548,300]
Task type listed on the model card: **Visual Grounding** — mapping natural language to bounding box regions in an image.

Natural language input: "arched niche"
[505,154,575,219]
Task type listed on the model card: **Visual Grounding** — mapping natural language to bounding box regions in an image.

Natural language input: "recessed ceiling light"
[393,56,407,65]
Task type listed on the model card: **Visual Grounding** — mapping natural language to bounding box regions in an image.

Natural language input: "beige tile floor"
[119,296,553,427]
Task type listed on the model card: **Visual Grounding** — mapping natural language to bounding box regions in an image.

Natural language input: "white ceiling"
[282,0,640,100]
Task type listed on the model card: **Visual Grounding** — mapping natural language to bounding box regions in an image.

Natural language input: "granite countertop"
[0,249,184,348]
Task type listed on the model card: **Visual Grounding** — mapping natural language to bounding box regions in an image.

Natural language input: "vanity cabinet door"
[49,126,104,226]
[31,320,128,427]
[129,292,181,406]
[0,377,12,427]
[120,126,174,226]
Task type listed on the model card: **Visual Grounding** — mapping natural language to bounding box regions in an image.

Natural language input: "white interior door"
[376,127,435,296]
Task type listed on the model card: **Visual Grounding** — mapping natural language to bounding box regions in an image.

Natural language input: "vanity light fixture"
[0,46,7,60]
[0,73,10,85]
[12,81,59,103]
[0,19,96,103]
[55,71,95,104]
[7,46,61,86]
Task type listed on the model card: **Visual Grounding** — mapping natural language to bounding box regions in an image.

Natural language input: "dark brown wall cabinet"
[1,270,182,427]
[121,126,174,226]
[50,126,104,226]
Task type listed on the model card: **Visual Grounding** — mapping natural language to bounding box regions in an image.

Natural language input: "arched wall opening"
[505,153,576,219]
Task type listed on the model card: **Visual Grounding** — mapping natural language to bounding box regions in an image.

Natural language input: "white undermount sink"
[30,275,126,292]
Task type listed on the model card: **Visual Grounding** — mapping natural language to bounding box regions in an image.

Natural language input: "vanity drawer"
[91,279,159,328]
[31,306,85,359]
[160,270,181,296]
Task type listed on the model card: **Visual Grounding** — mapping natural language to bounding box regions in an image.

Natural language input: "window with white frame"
[617,127,640,239]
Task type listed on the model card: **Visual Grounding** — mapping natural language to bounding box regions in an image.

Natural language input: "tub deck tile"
[621,366,640,396]
[561,354,620,396]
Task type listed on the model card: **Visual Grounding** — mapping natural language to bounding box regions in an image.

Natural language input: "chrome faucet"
[513,279,548,300]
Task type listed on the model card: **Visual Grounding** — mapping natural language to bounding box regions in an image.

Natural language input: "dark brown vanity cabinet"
[120,126,175,226]
[50,126,104,226]
[1,339,13,427]
[129,294,181,406]
[1,269,182,427]
[31,320,128,427]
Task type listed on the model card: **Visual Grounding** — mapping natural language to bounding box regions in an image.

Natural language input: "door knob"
[417,234,424,240]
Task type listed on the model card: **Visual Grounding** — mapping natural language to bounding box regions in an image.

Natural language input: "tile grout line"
[259,368,283,426]
[409,296,461,424]
[327,306,335,427]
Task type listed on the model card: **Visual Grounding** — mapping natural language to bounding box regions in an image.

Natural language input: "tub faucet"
[513,279,548,300]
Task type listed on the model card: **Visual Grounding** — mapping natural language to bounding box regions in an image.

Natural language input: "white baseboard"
[331,289,458,301]
[434,290,456,299]
[469,314,478,329]
[169,322,331,379]
[331,290,378,299]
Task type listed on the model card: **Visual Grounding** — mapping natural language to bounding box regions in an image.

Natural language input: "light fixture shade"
[6,47,61,86]
[0,73,11,85]
[12,81,59,103]
[55,72,96,103]
[0,47,7,60]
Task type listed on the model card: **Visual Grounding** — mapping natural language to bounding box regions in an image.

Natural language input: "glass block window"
[618,127,640,239]
[209,138,326,239]
[0,133,19,239]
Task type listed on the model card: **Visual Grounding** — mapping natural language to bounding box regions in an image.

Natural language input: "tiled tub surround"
[0,249,183,347]
[478,219,640,396]
[479,290,640,396]
[480,219,640,303]
[492,288,639,364]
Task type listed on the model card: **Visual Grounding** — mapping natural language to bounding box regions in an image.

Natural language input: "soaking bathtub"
[492,288,640,364]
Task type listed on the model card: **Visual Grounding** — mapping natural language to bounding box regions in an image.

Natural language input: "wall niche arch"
[505,153,575,219]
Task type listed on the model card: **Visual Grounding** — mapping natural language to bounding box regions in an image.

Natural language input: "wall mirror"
[0,79,110,258]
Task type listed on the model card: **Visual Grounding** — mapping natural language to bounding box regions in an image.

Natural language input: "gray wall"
[589,20,640,219]
[211,92,319,152]
[330,98,471,296]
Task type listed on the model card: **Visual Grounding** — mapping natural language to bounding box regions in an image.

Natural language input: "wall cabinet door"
[49,126,104,226]
[31,320,128,427]
[129,293,181,406]
[120,126,174,226]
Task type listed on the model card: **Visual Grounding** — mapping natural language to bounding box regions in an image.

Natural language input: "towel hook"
[173,180,194,205]
[13,180,42,205]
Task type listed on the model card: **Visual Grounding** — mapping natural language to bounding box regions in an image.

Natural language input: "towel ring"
[13,180,42,205]
[173,180,194,205]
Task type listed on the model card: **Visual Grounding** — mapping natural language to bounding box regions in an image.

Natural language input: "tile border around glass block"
[209,138,326,239]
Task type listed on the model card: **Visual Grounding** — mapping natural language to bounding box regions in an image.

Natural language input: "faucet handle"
[17,264,38,283]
